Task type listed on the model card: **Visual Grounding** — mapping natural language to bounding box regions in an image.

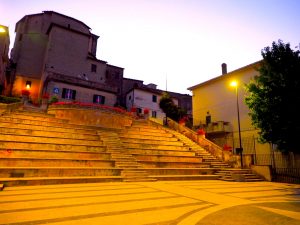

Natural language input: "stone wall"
[48,106,133,129]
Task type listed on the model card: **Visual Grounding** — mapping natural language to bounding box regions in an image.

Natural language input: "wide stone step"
[119,134,178,142]
[2,114,68,123]
[0,176,123,187]
[0,167,121,178]
[132,154,203,163]
[149,174,220,181]
[0,142,106,152]
[126,127,168,133]
[0,117,100,131]
[125,143,190,151]
[0,149,110,160]
[0,134,102,146]
[0,158,115,167]
[0,121,98,135]
[128,148,196,157]
[121,138,184,146]
[121,130,173,138]
[0,127,99,140]
[138,161,211,168]
[143,168,219,175]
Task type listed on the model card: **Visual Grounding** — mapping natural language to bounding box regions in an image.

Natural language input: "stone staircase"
[118,120,221,181]
[215,169,265,182]
[0,110,122,187]
[164,128,231,168]
[97,129,156,182]
[0,109,264,187]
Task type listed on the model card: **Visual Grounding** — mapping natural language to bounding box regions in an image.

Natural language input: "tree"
[245,40,300,153]
[159,92,186,122]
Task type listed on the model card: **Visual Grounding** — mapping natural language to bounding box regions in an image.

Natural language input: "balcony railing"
[205,121,231,134]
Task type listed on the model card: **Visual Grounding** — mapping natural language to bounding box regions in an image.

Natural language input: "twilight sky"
[1,0,299,94]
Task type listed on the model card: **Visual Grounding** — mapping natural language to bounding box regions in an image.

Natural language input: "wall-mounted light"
[26,81,31,90]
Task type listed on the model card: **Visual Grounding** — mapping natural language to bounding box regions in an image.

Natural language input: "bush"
[49,95,58,104]
[0,95,21,104]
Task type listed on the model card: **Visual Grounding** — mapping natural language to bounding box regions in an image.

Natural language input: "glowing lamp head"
[25,81,31,90]
[0,27,6,33]
[230,80,238,87]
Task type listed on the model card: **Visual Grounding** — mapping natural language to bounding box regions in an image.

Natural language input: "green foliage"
[159,92,186,122]
[49,95,58,104]
[0,95,21,104]
[245,40,300,153]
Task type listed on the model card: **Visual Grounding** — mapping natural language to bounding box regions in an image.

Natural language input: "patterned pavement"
[0,180,299,225]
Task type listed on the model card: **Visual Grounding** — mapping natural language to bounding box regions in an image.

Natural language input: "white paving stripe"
[37,204,213,225]
[1,183,143,195]
[0,192,177,212]
[257,206,300,220]
[0,197,200,224]
[0,187,156,202]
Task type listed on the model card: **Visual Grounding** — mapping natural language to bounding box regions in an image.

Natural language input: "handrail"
[153,117,231,161]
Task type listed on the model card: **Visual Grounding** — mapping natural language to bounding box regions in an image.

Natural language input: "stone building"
[0,25,10,94]
[188,61,272,155]
[9,11,123,106]
[126,84,179,121]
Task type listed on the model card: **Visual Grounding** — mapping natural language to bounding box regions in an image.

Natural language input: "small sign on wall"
[53,87,59,94]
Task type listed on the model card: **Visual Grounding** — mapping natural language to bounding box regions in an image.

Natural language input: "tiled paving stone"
[0,180,299,225]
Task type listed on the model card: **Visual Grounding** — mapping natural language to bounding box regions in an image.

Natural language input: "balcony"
[205,121,231,134]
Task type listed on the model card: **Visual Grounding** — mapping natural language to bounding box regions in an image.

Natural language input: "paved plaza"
[0,180,300,225]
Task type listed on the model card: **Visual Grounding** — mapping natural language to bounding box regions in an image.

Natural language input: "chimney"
[222,63,227,75]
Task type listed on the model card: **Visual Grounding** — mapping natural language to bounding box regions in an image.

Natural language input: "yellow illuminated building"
[188,61,271,155]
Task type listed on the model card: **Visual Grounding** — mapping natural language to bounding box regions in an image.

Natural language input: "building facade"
[126,85,179,121]
[9,11,123,106]
[188,61,271,155]
[0,25,10,94]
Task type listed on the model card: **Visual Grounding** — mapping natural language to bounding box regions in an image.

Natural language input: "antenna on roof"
[166,74,168,92]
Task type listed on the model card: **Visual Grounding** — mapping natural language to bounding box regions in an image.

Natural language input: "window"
[152,95,157,102]
[62,88,76,100]
[18,34,23,41]
[91,64,97,72]
[152,111,157,118]
[93,94,105,104]
[128,95,131,100]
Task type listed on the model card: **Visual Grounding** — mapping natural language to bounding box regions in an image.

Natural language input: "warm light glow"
[230,80,238,87]
[0,27,6,33]
[25,81,32,90]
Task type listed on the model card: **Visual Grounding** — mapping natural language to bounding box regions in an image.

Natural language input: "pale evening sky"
[1,0,299,94]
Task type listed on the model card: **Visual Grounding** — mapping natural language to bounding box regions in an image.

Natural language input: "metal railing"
[161,117,232,162]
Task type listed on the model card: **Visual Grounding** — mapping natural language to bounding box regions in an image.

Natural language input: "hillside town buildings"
[0,25,9,94]
[3,11,191,120]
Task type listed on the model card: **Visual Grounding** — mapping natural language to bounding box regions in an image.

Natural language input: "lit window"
[62,88,76,100]
[93,95,105,104]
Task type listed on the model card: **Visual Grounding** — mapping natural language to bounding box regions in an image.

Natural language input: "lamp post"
[230,81,243,168]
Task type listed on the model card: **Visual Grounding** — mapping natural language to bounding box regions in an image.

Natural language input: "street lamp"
[230,80,243,168]
[0,27,6,33]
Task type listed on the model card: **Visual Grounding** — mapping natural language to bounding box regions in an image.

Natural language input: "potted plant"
[197,128,206,138]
